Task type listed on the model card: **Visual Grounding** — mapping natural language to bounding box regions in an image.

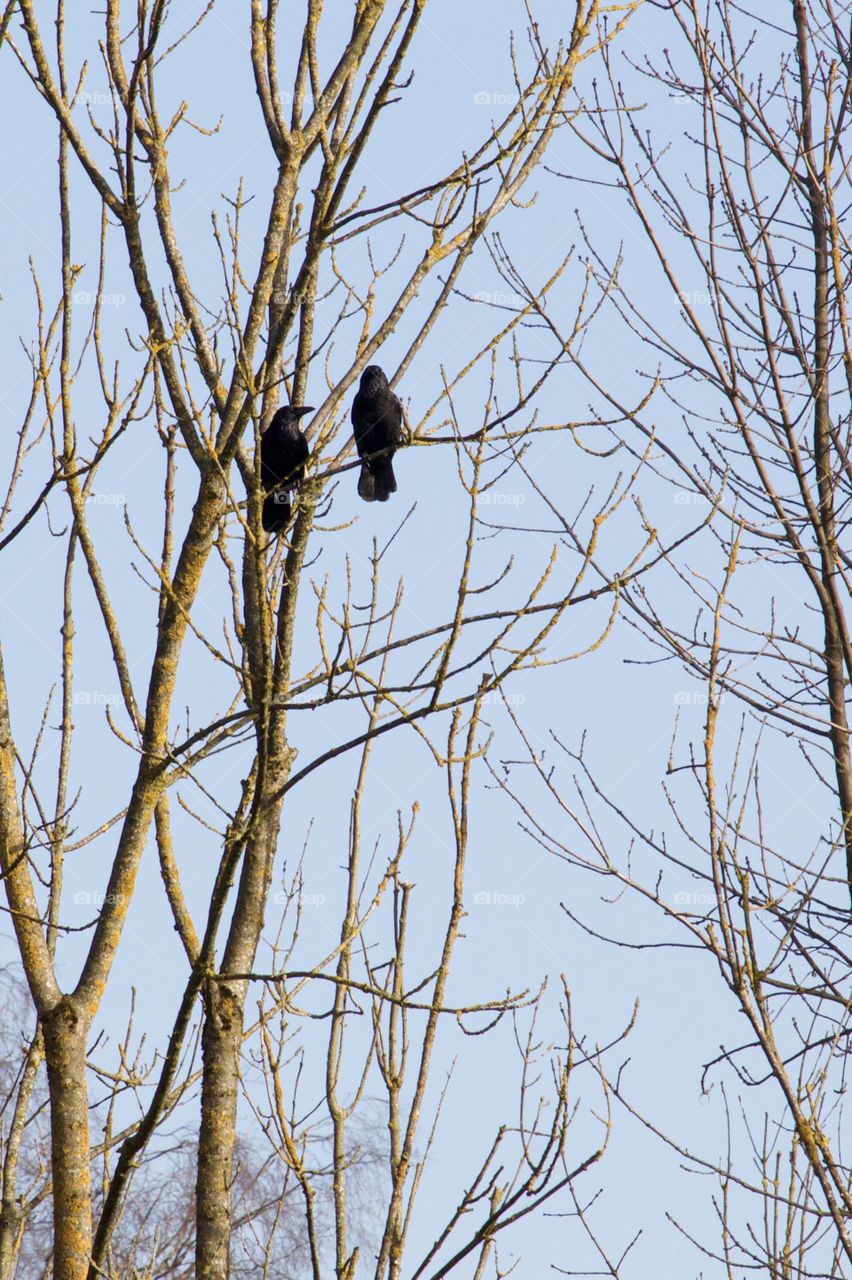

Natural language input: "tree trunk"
[195,982,243,1280]
[43,1002,91,1280]
[195,742,292,1278]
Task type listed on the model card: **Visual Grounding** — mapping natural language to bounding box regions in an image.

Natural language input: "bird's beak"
[293,405,314,417]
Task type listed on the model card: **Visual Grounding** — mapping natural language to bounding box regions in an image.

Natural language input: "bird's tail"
[372,457,397,502]
[358,463,376,502]
[262,490,291,533]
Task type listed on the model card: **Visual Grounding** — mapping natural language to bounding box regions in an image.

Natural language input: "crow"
[351,365,402,502]
[260,405,313,534]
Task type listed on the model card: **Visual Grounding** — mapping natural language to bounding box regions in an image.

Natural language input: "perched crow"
[260,405,313,534]
[351,365,402,502]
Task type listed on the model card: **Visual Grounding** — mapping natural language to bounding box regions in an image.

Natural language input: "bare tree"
[0,3,647,1278]
[494,1,852,1275]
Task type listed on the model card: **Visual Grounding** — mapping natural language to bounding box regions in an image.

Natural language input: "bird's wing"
[388,394,403,444]
[351,392,370,453]
[260,431,279,487]
[288,433,309,482]
[371,393,401,448]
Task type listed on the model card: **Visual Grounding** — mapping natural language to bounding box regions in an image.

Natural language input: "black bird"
[351,365,402,502]
[260,405,313,534]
